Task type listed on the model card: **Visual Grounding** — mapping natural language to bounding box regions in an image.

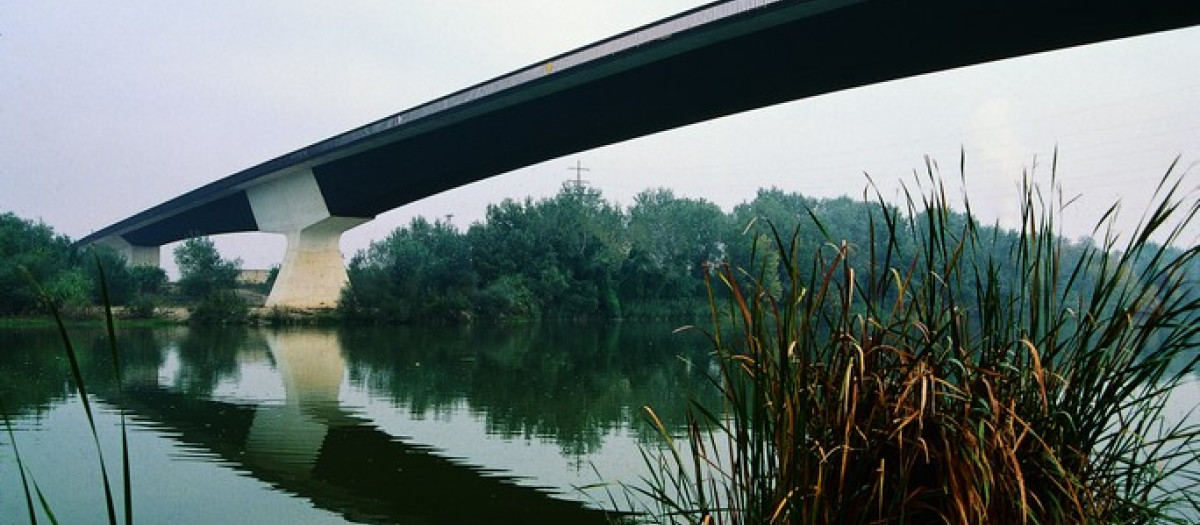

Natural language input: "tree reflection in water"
[3,322,715,524]
[339,322,719,455]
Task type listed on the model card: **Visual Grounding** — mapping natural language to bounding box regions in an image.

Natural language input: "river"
[2,323,1197,524]
[0,323,718,524]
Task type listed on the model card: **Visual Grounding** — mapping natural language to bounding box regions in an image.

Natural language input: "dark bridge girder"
[314,0,1200,220]
[79,0,1200,249]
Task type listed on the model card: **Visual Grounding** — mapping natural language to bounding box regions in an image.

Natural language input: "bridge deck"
[79,0,1200,248]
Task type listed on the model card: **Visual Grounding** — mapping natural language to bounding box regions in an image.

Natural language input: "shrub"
[188,289,249,325]
[631,164,1200,524]
[125,294,158,319]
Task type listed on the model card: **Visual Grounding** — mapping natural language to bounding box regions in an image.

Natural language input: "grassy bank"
[0,314,182,329]
[631,165,1199,523]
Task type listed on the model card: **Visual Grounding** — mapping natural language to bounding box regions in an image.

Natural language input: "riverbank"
[0,306,341,328]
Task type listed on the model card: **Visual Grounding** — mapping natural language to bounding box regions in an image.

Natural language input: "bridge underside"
[81,0,1200,308]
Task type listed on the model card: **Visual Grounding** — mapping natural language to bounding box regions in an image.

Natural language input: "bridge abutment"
[247,169,371,309]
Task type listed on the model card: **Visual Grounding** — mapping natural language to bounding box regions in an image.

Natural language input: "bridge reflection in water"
[120,329,617,525]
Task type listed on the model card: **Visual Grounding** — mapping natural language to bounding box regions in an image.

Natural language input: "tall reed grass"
[630,160,1199,524]
[3,259,133,525]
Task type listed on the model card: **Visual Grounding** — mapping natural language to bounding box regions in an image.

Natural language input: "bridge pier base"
[247,169,371,310]
[266,217,368,309]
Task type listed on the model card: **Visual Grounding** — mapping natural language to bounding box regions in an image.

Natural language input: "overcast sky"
[2,1,1198,273]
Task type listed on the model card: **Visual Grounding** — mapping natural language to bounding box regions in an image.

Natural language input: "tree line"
[0,211,251,321]
[339,185,915,323]
[4,181,1194,325]
[339,183,1197,324]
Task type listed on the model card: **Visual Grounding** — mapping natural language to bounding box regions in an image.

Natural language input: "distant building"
[237,269,272,286]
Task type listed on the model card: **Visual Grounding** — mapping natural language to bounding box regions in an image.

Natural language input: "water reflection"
[3,323,717,524]
[0,328,75,416]
[339,323,715,453]
[7,323,1198,523]
[146,328,631,524]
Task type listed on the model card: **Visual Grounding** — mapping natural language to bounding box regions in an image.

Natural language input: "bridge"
[77,0,1200,308]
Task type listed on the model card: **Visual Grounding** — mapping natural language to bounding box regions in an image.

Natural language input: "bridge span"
[78,0,1200,308]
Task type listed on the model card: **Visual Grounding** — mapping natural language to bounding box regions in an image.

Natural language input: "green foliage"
[0,212,83,315]
[174,237,240,302]
[468,185,628,319]
[344,185,736,322]
[171,237,248,324]
[342,217,474,323]
[474,274,540,320]
[41,267,93,315]
[339,178,1188,329]
[188,289,249,325]
[629,165,1200,524]
[124,294,158,319]
[620,189,729,318]
[80,244,136,305]
[129,265,168,298]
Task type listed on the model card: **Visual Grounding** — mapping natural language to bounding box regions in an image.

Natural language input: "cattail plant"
[630,159,1199,524]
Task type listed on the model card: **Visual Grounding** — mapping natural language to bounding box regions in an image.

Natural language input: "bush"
[125,294,158,319]
[0,212,80,315]
[188,290,248,325]
[174,237,240,301]
[630,166,1200,524]
[474,275,540,321]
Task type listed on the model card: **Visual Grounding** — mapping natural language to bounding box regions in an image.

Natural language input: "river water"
[0,323,718,524]
[2,324,1197,524]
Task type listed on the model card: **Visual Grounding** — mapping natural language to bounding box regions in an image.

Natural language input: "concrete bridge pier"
[268,216,369,309]
[97,236,161,267]
[247,168,371,309]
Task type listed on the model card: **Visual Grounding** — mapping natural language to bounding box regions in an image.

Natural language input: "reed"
[4,259,133,525]
[629,159,1199,524]
[2,398,59,525]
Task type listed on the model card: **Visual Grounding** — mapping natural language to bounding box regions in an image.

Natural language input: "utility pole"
[565,160,590,191]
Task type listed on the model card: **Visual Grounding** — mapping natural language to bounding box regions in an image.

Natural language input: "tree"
[80,244,137,305]
[174,237,241,301]
[535,185,627,317]
[342,218,475,323]
[130,265,169,297]
[172,237,248,324]
[468,185,628,319]
[0,212,83,314]
[620,188,729,316]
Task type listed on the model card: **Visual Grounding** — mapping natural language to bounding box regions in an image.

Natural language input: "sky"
[2,1,1198,275]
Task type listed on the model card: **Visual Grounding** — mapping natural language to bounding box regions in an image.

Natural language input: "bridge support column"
[247,169,371,309]
[97,236,160,267]
[268,217,368,309]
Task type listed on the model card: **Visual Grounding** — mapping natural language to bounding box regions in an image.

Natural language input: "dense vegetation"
[0,212,168,316]
[4,176,1195,330]
[0,212,247,323]
[172,237,249,324]
[629,170,1200,524]
[3,179,1195,328]
[340,183,1197,325]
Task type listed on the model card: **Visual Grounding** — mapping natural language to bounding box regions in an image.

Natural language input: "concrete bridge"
[77,0,1200,308]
